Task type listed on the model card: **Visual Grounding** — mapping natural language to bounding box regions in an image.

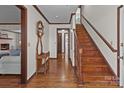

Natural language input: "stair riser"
[82,57,104,62]
[78,36,90,40]
[79,41,91,43]
[79,39,91,41]
[82,51,100,57]
[81,57,104,62]
[78,36,90,39]
[80,45,95,48]
[82,62,106,65]
[82,54,101,57]
[76,32,86,34]
[81,43,94,46]
[83,48,97,51]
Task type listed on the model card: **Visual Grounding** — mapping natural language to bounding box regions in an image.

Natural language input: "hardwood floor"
[0,75,20,88]
[0,54,78,88]
[0,40,120,88]
[25,54,78,88]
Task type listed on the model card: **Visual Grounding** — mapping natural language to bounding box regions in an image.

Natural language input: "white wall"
[76,8,80,24]
[82,5,118,75]
[25,5,49,79]
[49,24,71,58]
[71,15,76,29]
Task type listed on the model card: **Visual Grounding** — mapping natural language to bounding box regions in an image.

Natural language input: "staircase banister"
[81,15,117,52]
[73,27,84,83]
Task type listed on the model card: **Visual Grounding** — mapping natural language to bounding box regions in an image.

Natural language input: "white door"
[120,7,124,87]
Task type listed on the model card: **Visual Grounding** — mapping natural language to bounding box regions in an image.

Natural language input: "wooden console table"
[36,52,49,74]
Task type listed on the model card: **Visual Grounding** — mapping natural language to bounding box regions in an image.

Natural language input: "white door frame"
[119,7,124,87]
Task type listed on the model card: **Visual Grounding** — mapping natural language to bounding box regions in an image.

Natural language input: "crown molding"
[33,5,76,24]
[0,23,20,25]
[33,5,50,24]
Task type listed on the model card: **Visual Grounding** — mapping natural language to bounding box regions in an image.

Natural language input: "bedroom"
[0,6,21,78]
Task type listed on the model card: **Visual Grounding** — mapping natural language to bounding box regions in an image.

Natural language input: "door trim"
[117,5,123,78]
[64,33,69,58]
[16,5,27,83]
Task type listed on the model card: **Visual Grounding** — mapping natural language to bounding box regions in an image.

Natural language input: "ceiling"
[0,5,20,23]
[37,5,78,23]
[0,5,20,32]
[0,5,78,24]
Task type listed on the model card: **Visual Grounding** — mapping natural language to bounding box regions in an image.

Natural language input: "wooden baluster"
[78,48,83,84]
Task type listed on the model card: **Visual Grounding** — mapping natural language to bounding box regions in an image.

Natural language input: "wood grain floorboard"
[0,54,78,88]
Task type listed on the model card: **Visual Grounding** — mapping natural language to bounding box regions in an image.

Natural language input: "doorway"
[57,33,62,54]
[16,6,27,84]
[0,5,27,84]
[57,28,70,59]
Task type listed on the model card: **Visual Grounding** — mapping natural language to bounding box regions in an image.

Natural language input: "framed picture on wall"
[0,33,8,38]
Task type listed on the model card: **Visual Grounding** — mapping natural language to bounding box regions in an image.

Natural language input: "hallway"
[26,54,77,88]
[0,54,78,88]
[0,5,124,88]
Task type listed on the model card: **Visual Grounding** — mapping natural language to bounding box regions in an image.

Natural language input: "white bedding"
[0,56,21,74]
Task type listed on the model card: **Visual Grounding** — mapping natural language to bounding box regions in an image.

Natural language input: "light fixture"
[55,16,58,18]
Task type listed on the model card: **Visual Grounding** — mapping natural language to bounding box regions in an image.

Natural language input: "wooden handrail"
[81,15,117,52]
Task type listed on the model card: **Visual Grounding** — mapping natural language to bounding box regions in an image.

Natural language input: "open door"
[57,33,62,54]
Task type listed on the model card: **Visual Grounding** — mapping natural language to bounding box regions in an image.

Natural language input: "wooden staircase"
[75,24,119,88]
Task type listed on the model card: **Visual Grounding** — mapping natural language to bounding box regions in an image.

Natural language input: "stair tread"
[82,62,106,65]
[82,63,107,65]
[75,24,119,87]
[82,56,103,59]
[82,72,114,76]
